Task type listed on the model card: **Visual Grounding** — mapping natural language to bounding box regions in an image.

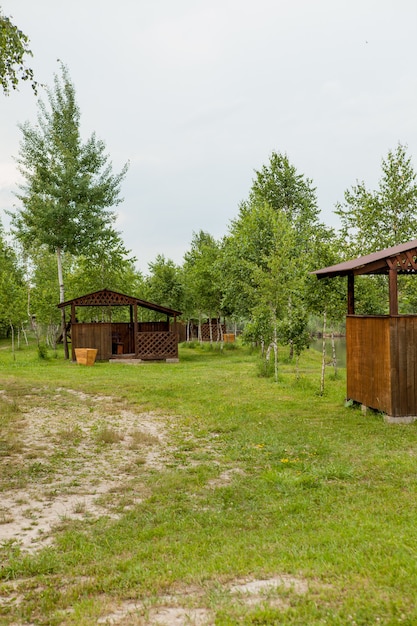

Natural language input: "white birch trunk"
[331,331,337,377]
[198,313,202,344]
[273,320,278,383]
[320,310,327,394]
[10,322,15,361]
[208,317,213,346]
[56,247,69,359]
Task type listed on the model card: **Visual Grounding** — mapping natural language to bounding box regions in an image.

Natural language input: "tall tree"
[0,221,27,350]
[183,231,223,343]
[0,7,37,94]
[9,64,129,357]
[145,255,183,313]
[335,143,417,254]
[222,152,322,367]
[250,151,321,253]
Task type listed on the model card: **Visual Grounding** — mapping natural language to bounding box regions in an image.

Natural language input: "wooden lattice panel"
[201,322,226,341]
[387,248,417,273]
[74,289,135,307]
[136,332,178,359]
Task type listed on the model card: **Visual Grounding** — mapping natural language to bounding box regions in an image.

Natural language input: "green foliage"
[182,230,224,337]
[222,152,324,364]
[250,151,320,231]
[0,221,27,334]
[145,254,183,312]
[335,143,417,254]
[0,8,37,95]
[37,342,48,359]
[10,63,128,259]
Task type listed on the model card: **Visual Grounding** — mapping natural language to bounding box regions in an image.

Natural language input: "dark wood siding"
[346,316,392,414]
[347,315,417,417]
[72,323,113,361]
[390,316,417,416]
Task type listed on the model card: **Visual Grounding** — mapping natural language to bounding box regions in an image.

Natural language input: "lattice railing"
[136,332,178,359]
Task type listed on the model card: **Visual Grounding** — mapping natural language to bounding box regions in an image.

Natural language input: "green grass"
[1,338,417,624]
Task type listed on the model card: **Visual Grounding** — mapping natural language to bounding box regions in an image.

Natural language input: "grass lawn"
[1,339,417,625]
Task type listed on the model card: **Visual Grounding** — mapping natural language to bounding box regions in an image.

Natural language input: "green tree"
[222,152,322,368]
[250,151,321,253]
[183,231,223,344]
[9,63,129,357]
[335,143,417,254]
[0,222,27,352]
[0,7,37,94]
[68,237,141,302]
[145,255,183,314]
[28,248,66,348]
[239,206,298,380]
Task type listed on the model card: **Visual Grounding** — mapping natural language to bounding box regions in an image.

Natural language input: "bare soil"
[0,388,308,625]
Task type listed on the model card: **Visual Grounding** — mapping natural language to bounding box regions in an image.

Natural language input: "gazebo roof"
[57,288,182,317]
[312,239,417,279]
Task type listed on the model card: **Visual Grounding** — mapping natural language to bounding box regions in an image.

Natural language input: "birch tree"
[9,63,128,357]
[335,143,417,254]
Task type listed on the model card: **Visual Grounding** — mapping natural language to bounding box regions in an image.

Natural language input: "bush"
[37,343,48,360]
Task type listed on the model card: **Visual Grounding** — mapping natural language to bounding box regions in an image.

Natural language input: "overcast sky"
[1,1,417,274]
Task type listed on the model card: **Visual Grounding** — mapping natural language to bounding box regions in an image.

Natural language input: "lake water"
[310,337,346,367]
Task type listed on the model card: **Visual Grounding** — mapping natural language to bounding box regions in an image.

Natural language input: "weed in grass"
[0,508,14,524]
[128,428,159,449]
[72,500,87,515]
[0,396,20,420]
[57,424,83,444]
[95,426,124,445]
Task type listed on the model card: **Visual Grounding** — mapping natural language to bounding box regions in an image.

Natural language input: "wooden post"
[71,302,76,361]
[347,274,355,315]
[133,302,138,355]
[389,267,398,315]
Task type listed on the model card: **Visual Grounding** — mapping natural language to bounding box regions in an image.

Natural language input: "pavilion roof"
[312,239,417,279]
[57,288,182,317]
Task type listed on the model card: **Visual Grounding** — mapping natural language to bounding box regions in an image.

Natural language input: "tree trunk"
[21,325,29,346]
[320,310,327,395]
[56,247,69,359]
[273,319,278,383]
[10,322,15,361]
[198,313,202,344]
[331,331,337,377]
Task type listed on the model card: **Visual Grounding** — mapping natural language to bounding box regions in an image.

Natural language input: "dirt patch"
[0,389,170,553]
[1,388,311,625]
[95,574,309,625]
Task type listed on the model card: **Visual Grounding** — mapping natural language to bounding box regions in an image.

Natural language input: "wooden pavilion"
[58,289,182,362]
[313,239,417,422]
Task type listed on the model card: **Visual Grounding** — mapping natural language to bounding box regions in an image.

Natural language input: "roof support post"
[389,267,398,315]
[133,302,138,355]
[347,274,355,315]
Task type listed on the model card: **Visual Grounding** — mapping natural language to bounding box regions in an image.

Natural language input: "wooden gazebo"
[313,239,417,422]
[58,289,182,362]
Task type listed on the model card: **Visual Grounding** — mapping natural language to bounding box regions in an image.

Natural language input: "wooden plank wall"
[72,323,112,361]
[346,316,392,414]
[347,315,417,417]
[390,316,417,417]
